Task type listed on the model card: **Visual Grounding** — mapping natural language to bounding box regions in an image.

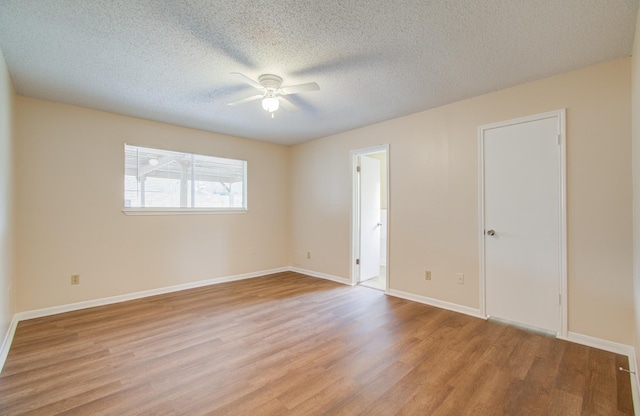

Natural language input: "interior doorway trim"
[351,144,390,288]
[478,109,567,338]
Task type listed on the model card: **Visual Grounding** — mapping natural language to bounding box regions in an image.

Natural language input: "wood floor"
[0,272,634,415]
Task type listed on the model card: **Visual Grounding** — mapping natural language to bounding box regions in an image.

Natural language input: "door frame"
[478,109,567,338]
[351,144,390,288]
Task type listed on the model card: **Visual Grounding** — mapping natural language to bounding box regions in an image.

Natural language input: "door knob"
[486,229,496,236]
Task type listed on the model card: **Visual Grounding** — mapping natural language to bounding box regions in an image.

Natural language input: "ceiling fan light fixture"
[228,72,318,114]
[261,95,279,113]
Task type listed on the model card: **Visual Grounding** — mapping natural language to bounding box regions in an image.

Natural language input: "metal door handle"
[376,223,382,227]
[486,229,496,236]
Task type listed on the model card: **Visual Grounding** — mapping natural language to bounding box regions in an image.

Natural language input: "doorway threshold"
[359,267,386,291]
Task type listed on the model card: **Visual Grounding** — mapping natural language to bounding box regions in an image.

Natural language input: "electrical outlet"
[71,274,80,285]
[424,271,431,280]
[457,273,464,285]
[306,252,311,259]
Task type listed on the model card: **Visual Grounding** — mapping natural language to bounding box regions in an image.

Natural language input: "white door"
[359,155,381,282]
[483,113,564,333]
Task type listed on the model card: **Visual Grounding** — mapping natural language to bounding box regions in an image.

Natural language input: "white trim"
[350,149,360,285]
[384,148,390,291]
[122,208,248,216]
[289,267,352,286]
[563,330,640,411]
[478,124,486,317]
[350,144,390,287]
[562,331,634,357]
[478,109,567,337]
[386,289,484,319]
[629,347,640,414]
[14,267,288,322]
[3,266,639,415]
[557,110,568,337]
[0,267,289,373]
[0,315,19,373]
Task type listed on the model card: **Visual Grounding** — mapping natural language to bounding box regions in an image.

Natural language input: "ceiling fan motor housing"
[258,74,283,91]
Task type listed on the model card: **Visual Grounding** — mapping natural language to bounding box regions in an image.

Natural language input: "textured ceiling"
[0,0,638,145]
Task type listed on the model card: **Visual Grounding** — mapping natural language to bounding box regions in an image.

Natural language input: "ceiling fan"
[227,72,320,116]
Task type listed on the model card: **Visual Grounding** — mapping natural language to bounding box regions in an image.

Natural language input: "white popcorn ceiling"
[0,0,637,145]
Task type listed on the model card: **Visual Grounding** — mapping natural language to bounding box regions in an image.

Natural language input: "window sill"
[122,208,248,216]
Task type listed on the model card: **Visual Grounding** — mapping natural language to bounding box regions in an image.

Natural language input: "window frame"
[122,144,248,215]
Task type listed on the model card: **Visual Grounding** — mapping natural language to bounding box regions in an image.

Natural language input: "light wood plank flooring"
[0,272,634,415]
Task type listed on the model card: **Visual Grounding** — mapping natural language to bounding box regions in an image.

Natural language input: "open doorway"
[351,145,389,291]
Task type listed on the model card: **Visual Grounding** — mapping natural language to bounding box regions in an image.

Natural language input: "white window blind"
[124,144,247,212]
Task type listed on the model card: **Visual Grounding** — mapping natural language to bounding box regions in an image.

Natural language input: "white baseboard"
[386,288,484,319]
[0,265,342,373]
[0,315,19,373]
[628,348,640,415]
[0,267,288,373]
[562,331,639,414]
[15,267,289,322]
[382,291,639,413]
[2,267,639,415]
[289,267,352,286]
[563,331,635,356]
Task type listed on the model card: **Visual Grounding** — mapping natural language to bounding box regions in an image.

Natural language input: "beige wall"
[291,58,633,345]
[632,9,640,373]
[14,97,290,311]
[7,53,634,347]
[0,48,15,345]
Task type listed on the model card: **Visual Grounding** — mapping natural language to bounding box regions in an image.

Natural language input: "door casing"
[359,155,382,282]
[478,110,567,338]
[351,145,390,288]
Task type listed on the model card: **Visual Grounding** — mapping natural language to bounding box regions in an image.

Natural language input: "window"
[124,144,247,213]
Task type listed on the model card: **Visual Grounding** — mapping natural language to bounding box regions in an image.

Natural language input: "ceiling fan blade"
[227,94,263,106]
[279,96,299,112]
[229,72,264,90]
[280,82,320,95]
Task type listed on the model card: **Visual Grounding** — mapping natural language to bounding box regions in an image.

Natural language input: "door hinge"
[558,294,561,305]
[356,166,361,173]
[557,134,561,146]
[356,258,360,265]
